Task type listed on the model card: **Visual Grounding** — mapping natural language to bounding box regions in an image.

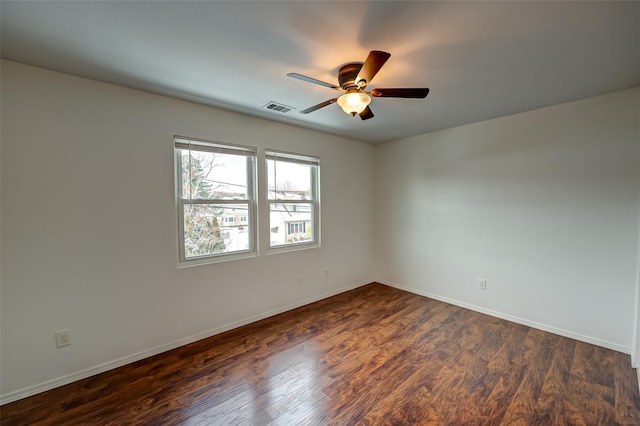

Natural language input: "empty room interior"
[1,1,640,424]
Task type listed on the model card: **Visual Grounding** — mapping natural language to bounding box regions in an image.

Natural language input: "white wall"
[375,88,640,353]
[0,60,376,402]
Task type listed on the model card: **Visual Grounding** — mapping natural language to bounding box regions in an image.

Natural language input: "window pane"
[267,159,311,200]
[180,149,248,200]
[183,203,250,258]
[269,203,313,246]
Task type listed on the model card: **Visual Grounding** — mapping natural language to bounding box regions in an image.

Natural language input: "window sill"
[266,241,320,256]
[177,250,258,268]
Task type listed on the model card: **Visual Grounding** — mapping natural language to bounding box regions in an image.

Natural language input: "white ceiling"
[2,1,640,144]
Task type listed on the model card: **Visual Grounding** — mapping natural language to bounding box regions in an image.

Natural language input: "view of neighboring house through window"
[266,149,320,249]
[175,137,256,263]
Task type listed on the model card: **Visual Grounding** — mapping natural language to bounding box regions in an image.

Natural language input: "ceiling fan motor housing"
[338,63,364,89]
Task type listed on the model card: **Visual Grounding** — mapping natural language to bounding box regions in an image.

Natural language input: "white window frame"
[266,149,320,252]
[175,136,257,266]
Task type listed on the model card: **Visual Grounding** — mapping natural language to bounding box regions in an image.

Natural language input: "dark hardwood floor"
[2,283,639,425]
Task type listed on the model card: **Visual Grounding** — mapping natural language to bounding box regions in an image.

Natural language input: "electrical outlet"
[324,269,330,280]
[478,279,487,291]
[297,275,303,285]
[55,329,71,348]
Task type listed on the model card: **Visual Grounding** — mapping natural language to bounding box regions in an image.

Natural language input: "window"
[222,216,236,224]
[287,222,306,235]
[266,150,320,249]
[175,136,257,263]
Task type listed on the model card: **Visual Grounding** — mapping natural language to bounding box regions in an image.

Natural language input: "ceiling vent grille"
[263,102,294,114]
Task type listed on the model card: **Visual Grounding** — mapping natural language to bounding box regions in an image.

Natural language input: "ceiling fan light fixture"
[337,90,371,116]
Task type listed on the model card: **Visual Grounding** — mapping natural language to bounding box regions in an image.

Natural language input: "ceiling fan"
[287,50,429,120]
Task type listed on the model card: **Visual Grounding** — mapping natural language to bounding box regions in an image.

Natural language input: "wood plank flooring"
[2,283,639,425]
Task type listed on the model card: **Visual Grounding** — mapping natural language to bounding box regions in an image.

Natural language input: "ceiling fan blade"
[371,88,430,98]
[359,106,374,120]
[299,98,338,114]
[355,50,391,88]
[287,73,340,90]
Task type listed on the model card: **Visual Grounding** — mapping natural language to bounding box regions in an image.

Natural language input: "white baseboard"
[379,280,631,355]
[0,280,370,406]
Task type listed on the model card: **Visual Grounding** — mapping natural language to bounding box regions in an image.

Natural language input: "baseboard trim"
[0,280,370,406]
[379,280,631,355]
